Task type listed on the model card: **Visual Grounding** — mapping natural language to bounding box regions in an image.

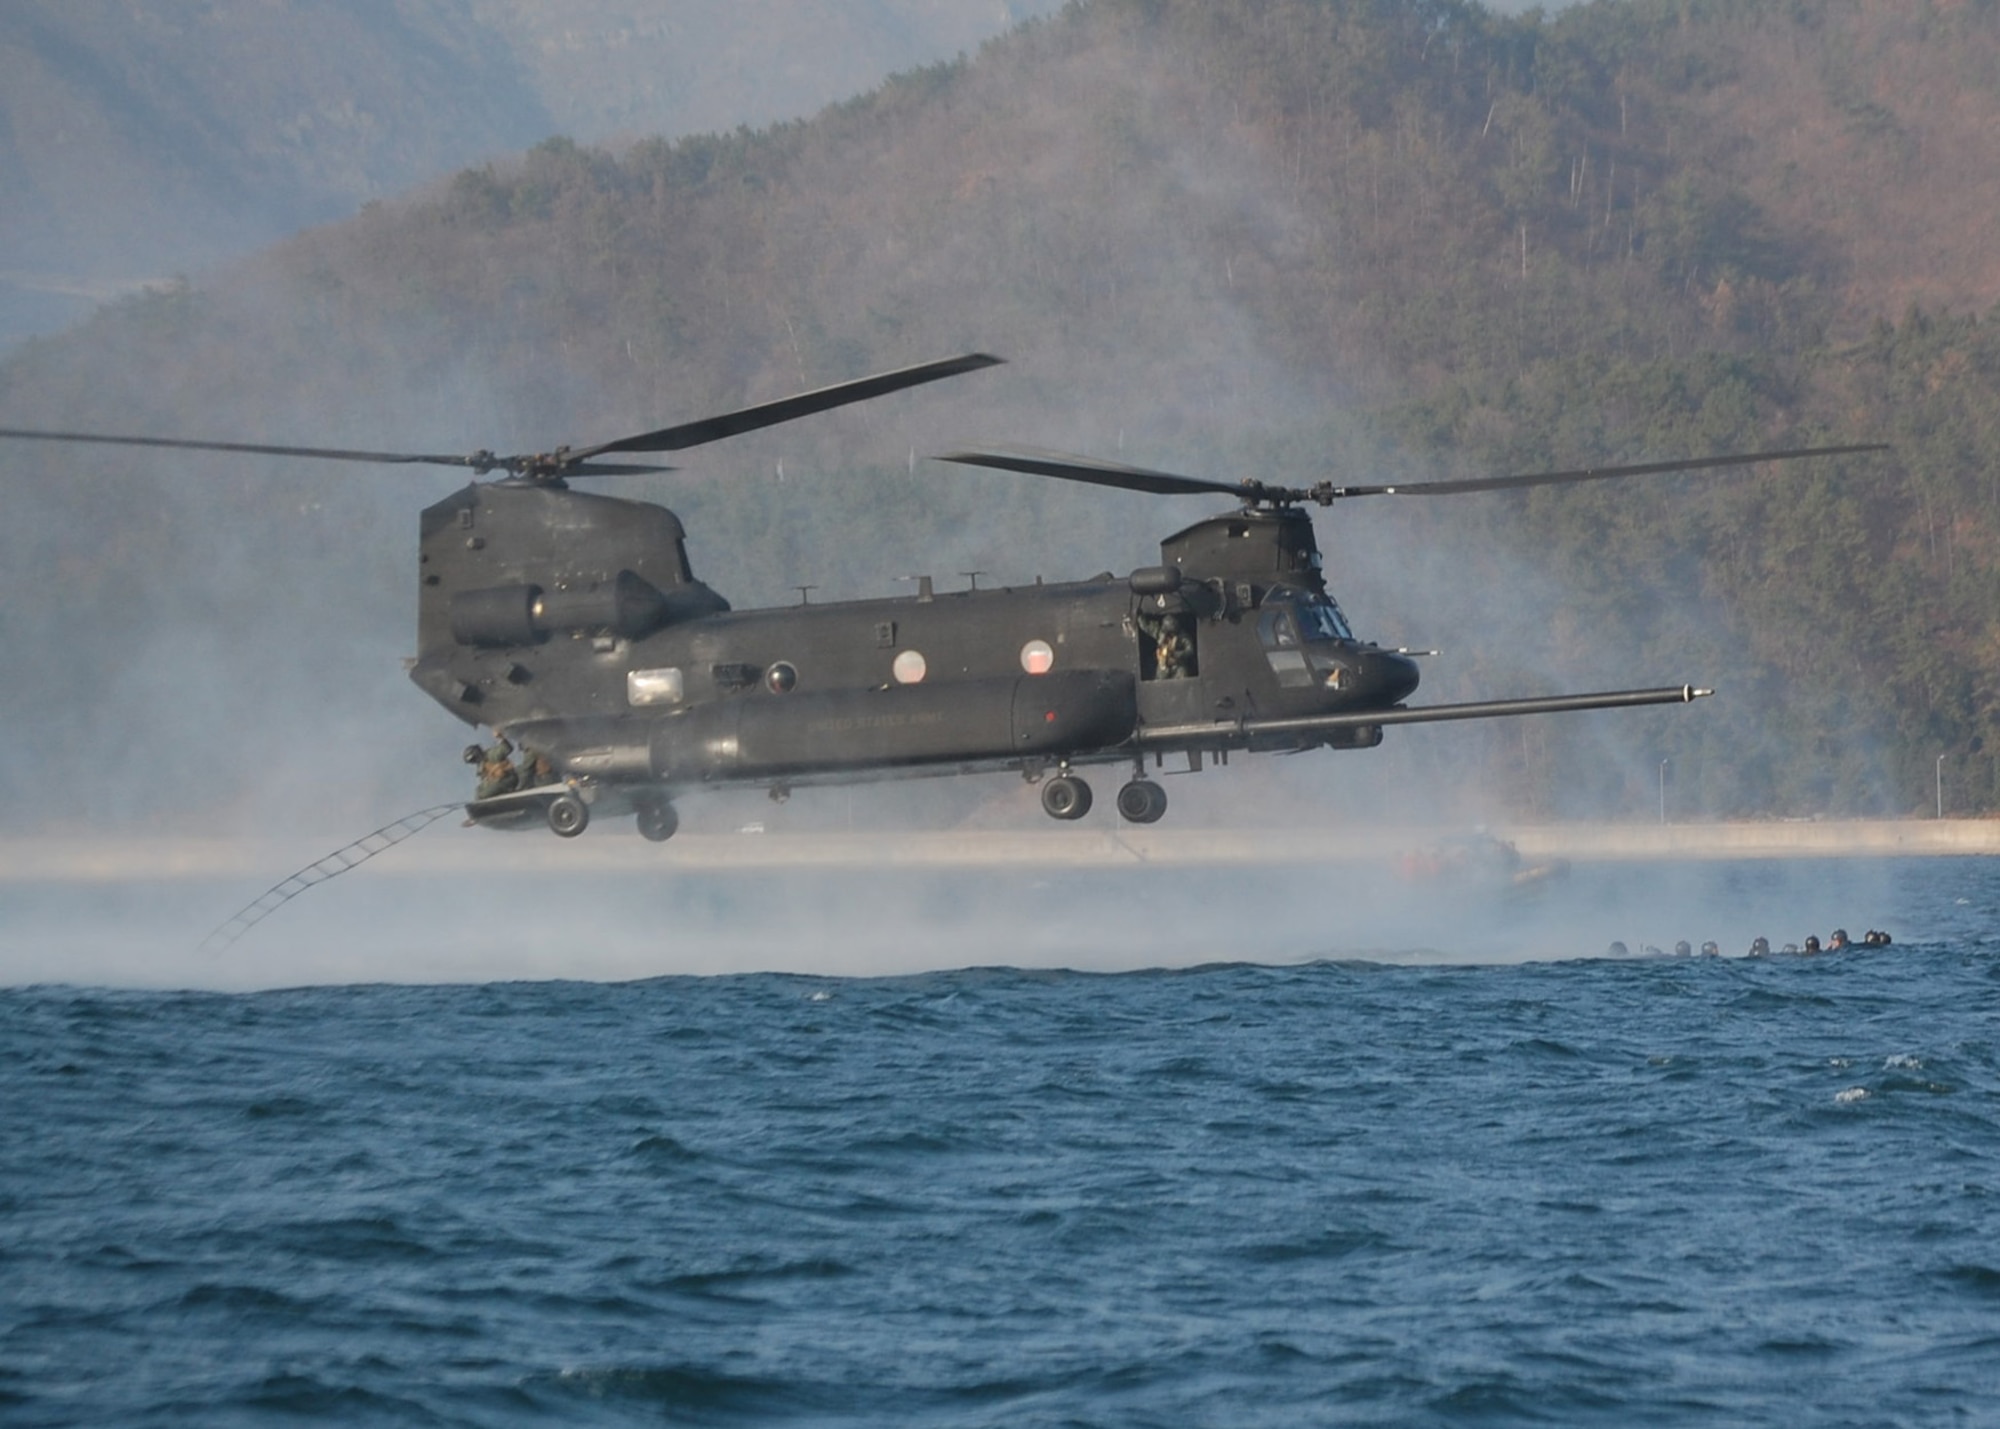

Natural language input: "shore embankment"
[5,820,1997,884]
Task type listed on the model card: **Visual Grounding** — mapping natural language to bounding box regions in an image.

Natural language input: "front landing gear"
[1115,779,1168,824]
[1040,774,1093,821]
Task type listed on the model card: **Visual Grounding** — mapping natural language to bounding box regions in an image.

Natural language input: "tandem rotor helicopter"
[1,354,1880,839]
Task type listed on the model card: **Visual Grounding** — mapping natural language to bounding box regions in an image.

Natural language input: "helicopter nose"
[1361,648,1421,704]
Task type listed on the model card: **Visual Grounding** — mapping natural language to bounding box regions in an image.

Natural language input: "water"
[5,859,2000,1425]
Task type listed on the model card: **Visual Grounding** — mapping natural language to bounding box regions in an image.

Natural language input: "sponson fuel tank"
[656,669,1138,782]
[510,670,1137,787]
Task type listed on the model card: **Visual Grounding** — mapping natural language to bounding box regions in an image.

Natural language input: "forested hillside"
[4,0,1998,831]
[0,0,1064,346]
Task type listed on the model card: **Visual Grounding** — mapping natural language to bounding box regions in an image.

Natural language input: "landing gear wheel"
[634,801,679,843]
[547,793,589,838]
[1115,779,1168,824]
[1040,775,1093,821]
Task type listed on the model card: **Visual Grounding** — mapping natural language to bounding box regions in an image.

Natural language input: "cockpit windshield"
[1269,585,1354,642]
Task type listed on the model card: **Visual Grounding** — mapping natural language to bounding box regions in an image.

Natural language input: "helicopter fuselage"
[412,482,1423,829]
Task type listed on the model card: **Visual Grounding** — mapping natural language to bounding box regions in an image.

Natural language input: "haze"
[1,0,1946,990]
[0,0,1588,350]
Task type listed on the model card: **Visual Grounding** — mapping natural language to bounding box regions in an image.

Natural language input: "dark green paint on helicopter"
[413,482,1426,835]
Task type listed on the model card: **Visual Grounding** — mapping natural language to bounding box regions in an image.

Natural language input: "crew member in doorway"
[1151,612,1196,678]
[473,730,519,800]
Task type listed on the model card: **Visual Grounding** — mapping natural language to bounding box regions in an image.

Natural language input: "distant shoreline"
[5,820,1997,883]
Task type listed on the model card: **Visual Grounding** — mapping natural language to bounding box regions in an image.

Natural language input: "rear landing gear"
[1115,779,1168,824]
[634,800,679,843]
[1040,774,1093,821]
[546,793,590,838]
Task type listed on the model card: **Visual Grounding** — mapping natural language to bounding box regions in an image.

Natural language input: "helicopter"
[1,354,1880,838]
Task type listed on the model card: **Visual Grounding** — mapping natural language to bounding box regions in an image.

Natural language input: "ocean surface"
[5,856,2000,1425]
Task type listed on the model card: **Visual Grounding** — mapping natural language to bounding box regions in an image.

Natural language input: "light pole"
[1659,758,1669,825]
[1937,753,1947,819]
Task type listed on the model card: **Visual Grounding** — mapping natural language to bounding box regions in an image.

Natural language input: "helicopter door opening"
[1137,604,1198,681]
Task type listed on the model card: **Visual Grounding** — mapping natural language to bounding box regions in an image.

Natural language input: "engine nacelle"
[449,570,673,647]
[449,584,541,646]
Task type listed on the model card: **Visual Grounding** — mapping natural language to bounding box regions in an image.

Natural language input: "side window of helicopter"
[1257,608,1300,649]
[1257,606,1315,688]
[627,667,685,706]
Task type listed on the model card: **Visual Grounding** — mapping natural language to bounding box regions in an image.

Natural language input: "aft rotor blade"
[0,426,494,470]
[577,352,1004,460]
[934,446,1267,500]
[1138,685,1713,746]
[1325,444,1890,499]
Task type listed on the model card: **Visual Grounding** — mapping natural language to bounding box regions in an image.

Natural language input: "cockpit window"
[1268,586,1354,642]
[1297,599,1352,641]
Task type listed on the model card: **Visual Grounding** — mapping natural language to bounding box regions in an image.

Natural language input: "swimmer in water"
[1607,941,1629,957]
[1827,928,1850,951]
[1701,941,1720,957]
[1748,936,1770,957]
[1802,935,1822,955]
[1673,940,1693,958]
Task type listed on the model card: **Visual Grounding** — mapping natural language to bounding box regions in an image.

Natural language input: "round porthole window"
[1020,639,1055,675]
[766,661,798,693]
[892,649,927,684]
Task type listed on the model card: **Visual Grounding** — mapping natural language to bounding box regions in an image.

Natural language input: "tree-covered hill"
[4,0,1998,832]
[0,0,1069,347]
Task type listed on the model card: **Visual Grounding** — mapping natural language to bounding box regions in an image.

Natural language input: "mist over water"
[0,840,1920,992]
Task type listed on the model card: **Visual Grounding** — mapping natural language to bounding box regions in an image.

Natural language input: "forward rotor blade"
[556,461,677,477]
[1325,444,1890,498]
[577,352,1004,460]
[0,426,489,470]
[933,446,1262,499]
